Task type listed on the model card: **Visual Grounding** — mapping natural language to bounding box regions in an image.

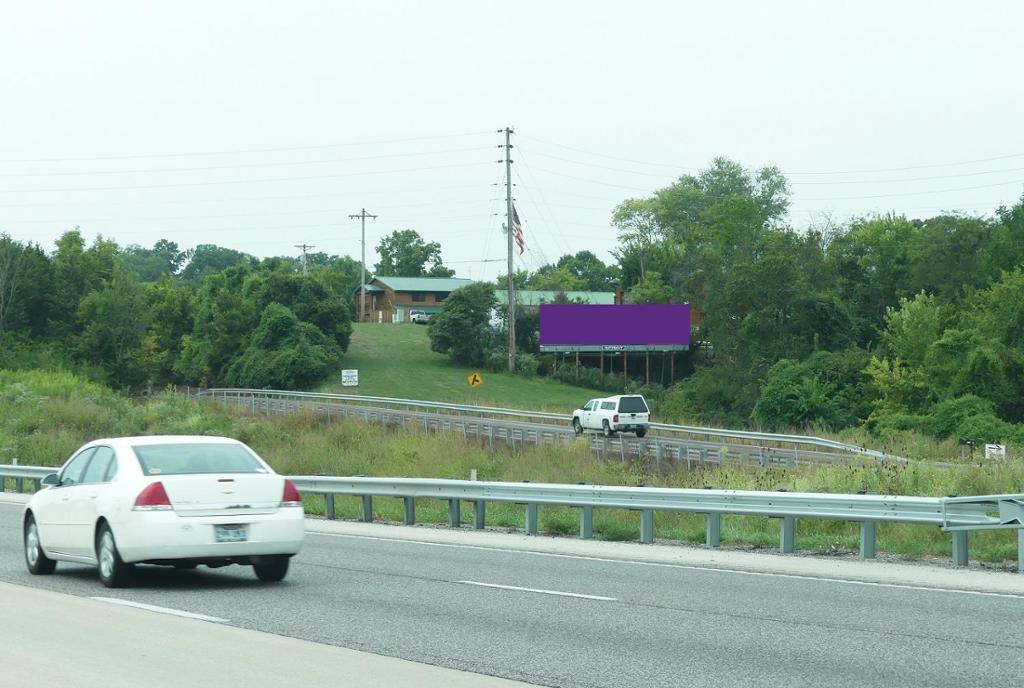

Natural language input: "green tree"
[179,244,253,282]
[374,229,454,277]
[224,303,340,389]
[427,283,496,365]
[77,272,149,388]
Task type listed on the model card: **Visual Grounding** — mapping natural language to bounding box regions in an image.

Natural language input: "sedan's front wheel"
[253,555,290,582]
[96,524,132,588]
[24,515,56,575]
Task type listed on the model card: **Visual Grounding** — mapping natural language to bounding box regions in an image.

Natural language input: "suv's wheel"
[572,418,583,435]
[24,515,56,575]
[636,428,647,438]
[96,524,132,588]
[602,420,614,437]
[253,555,290,582]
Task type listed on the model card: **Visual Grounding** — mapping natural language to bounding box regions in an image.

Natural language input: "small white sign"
[341,369,359,387]
[984,443,1006,460]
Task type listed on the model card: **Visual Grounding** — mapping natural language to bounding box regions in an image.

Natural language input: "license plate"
[214,524,248,543]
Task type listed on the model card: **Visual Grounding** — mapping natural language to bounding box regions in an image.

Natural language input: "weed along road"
[2,499,1023,688]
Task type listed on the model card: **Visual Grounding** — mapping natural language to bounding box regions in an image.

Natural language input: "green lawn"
[319,323,603,412]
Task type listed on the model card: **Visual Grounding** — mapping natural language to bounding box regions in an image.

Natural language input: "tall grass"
[2,369,1022,567]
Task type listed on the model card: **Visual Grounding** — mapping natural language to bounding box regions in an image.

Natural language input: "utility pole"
[348,208,378,322]
[501,127,516,372]
[293,243,315,276]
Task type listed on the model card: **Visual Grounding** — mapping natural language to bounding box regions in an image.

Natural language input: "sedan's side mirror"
[41,473,60,487]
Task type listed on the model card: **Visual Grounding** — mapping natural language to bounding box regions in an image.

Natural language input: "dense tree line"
[0,231,359,390]
[429,158,1024,445]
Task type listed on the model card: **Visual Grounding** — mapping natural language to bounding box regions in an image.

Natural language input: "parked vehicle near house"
[572,395,650,437]
[410,310,430,324]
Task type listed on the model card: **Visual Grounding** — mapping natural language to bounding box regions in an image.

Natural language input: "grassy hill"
[319,323,604,412]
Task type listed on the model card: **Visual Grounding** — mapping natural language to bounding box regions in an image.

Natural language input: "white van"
[572,395,650,437]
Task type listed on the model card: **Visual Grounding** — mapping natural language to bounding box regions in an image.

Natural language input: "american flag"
[512,203,525,254]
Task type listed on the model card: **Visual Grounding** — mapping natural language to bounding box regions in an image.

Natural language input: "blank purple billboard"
[539,304,691,352]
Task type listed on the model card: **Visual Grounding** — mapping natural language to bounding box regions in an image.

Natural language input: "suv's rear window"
[618,396,649,413]
[132,443,267,476]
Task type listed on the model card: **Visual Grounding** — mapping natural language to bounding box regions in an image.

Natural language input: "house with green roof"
[357,276,473,323]
[357,275,620,323]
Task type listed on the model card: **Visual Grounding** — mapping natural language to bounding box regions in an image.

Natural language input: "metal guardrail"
[3,464,1021,571]
[193,388,907,464]
[203,390,871,468]
[0,465,50,493]
[290,477,1024,572]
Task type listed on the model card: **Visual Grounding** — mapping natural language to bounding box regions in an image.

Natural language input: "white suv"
[572,395,650,438]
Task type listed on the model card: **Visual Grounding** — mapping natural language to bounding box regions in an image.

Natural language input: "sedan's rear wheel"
[24,516,56,575]
[572,418,583,435]
[96,524,132,588]
[253,555,290,582]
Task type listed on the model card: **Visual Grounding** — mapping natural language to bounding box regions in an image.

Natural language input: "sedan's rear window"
[618,396,649,413]
[132,443,267,476]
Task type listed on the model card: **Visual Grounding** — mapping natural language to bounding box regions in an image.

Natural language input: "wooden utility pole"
[349,208,378,322]
[502,127,516,372]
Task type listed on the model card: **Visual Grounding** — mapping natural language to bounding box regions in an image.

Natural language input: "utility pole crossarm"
[349,208,378,323]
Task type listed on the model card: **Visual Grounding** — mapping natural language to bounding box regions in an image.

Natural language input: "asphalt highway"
[1,499,1022,687]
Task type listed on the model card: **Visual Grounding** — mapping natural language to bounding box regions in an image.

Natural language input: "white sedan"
[23,436,305,588]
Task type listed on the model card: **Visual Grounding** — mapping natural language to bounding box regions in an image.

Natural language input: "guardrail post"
[640,509,654,544]
[448,499,461,527]
[325,493,336,520]
[361,495,373,522]
[525,503,539,535]
[951,531,968,567]
[860,521,877,559]
[474,500,486,529]
[580,505,593,539]
[780,516,796,553]
[403,497,416,526]
[1018,529,1023,574]
[706,513,721,547]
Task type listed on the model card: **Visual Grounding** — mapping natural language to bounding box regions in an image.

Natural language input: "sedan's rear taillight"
[133,482,172,511]
[280,479,302,507]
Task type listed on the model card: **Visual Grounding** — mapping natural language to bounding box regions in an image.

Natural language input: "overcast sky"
[2,0,1022,281]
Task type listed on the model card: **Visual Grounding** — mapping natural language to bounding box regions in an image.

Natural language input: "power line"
[520,133,1024,177]
[0,161,492,194]
[0,130,494,163]
[0,146,492,178]
[801,179,1024,201]
[0,184,485,209]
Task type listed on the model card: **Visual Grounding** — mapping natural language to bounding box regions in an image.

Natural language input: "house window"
[411,292,426,302]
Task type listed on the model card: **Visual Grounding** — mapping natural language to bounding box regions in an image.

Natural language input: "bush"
[925,395,996,438]
[514,353,540,378]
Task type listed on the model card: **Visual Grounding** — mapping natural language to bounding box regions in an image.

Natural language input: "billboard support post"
[575,351,579,383]
[646,352,650,385]
[624,354,628,386]
[670,353,675,384]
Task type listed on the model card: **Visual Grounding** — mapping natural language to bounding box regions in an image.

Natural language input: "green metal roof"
[371,276,474,292]
[494,290,616,306]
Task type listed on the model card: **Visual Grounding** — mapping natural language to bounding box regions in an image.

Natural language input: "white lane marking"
[309,531,1024,601]
[90,597,229,623]
[457,580,617,601]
